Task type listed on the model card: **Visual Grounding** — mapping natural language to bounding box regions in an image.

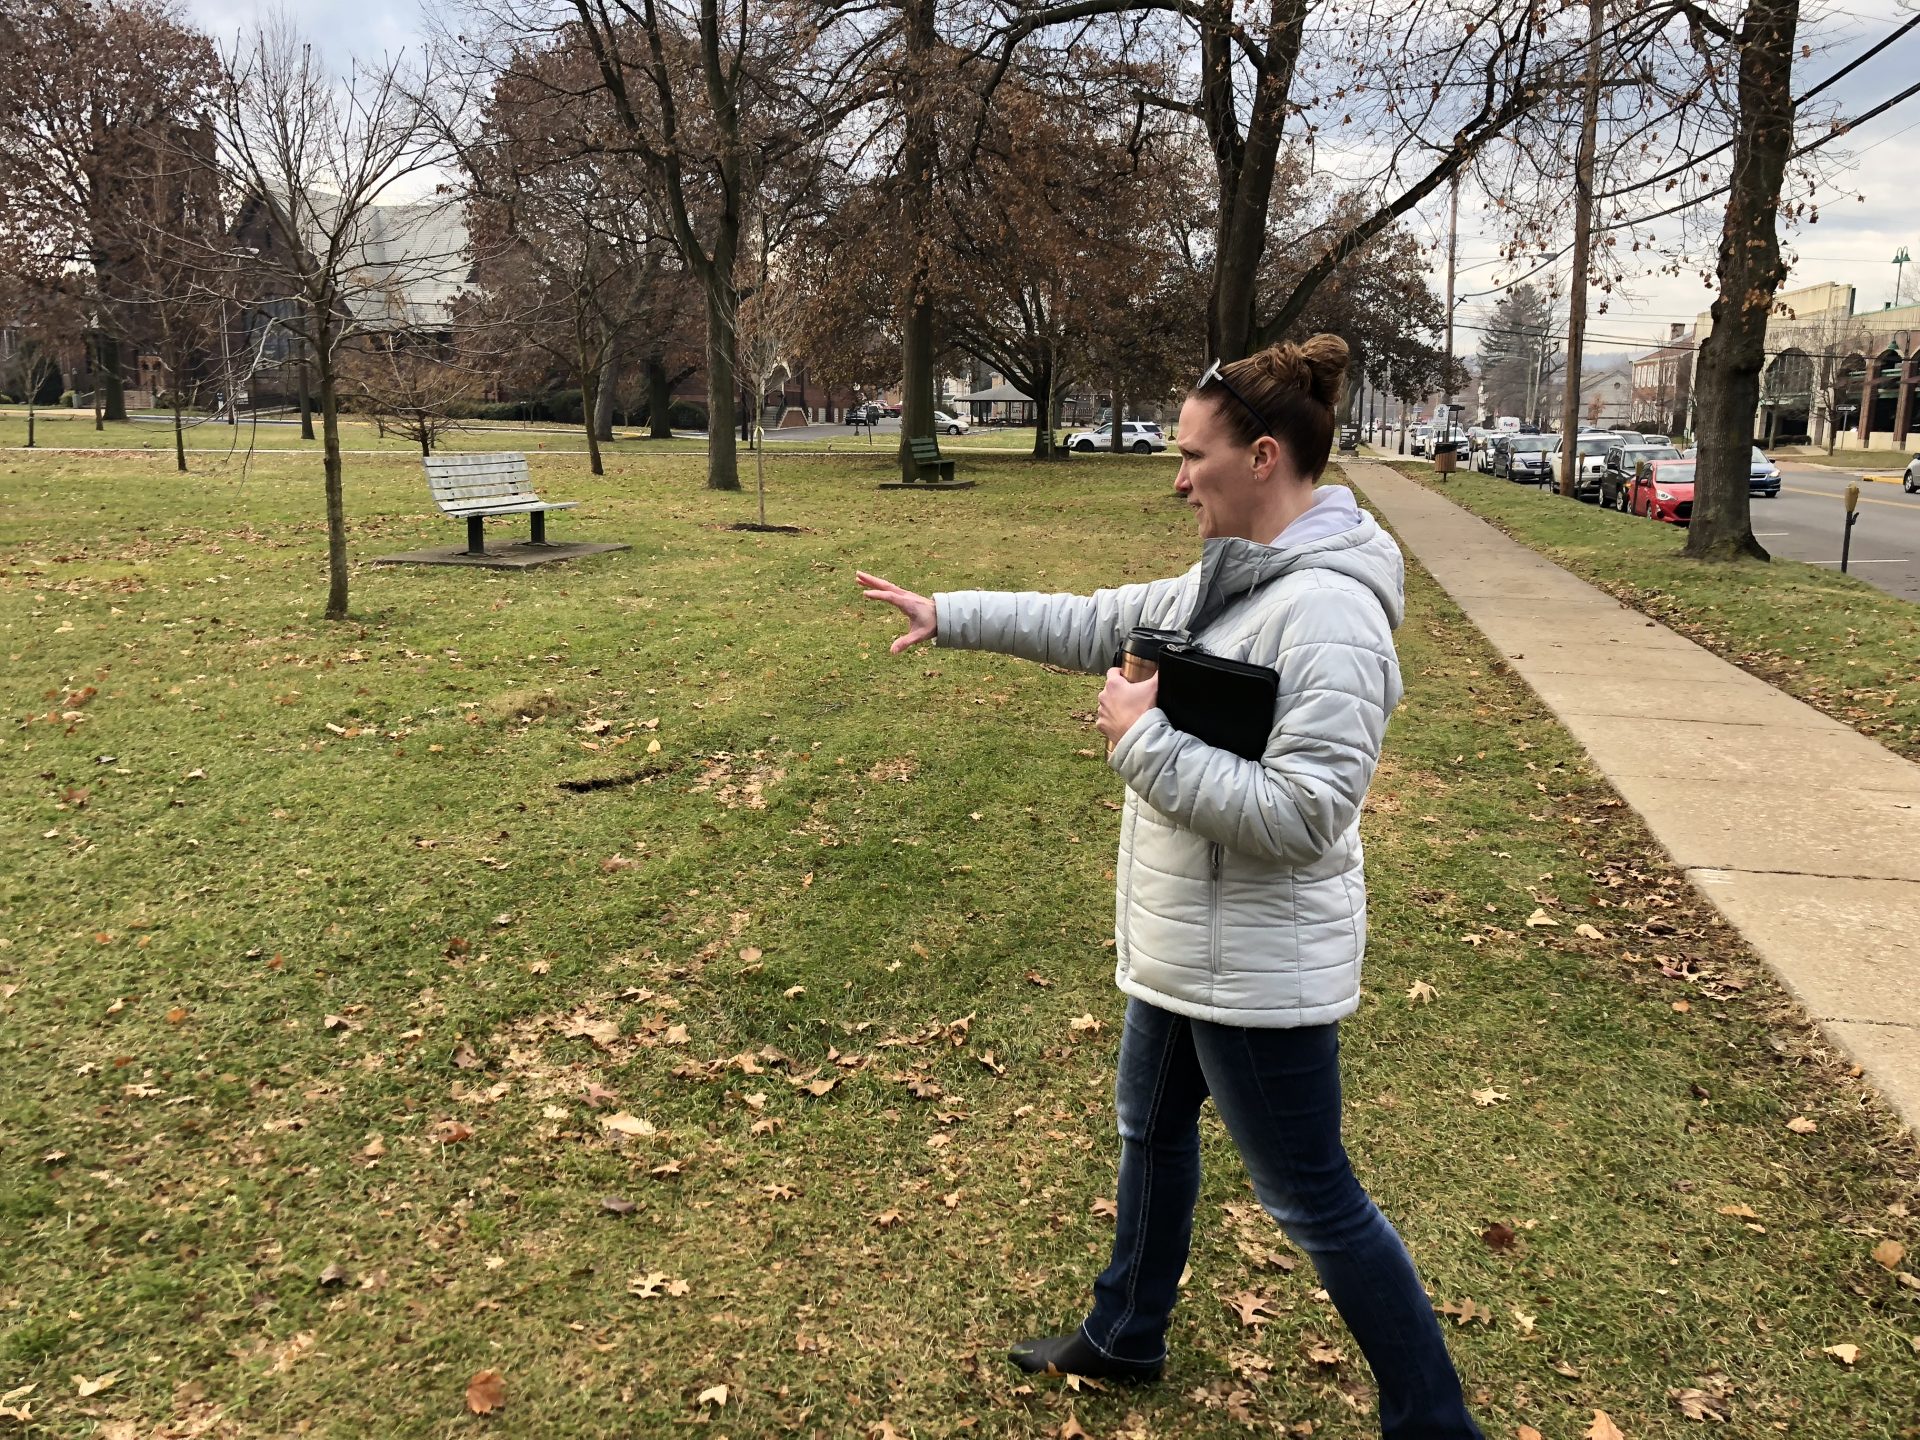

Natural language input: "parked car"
[1600,444,1682,509]
[1640,433,1671,447]
[1432,431,1470,462]
[1409,426,1429,456]
[1905,452,1920,492]
[1064,420,1168,453]
[932,409,970,435]
[1628,457,1697,523]
[1610,430,1647,447]
[1564,431,1620,500]
[1496,434,1557,483]
[1748,447,1781,496]
[847,402,882,424]
[1480,434,1505,473]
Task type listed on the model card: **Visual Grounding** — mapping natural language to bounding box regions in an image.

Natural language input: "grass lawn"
[0,409,1152,462]
[1779,450,1915,473]
[1380,462,1920,763]
[2,444,1916,1438]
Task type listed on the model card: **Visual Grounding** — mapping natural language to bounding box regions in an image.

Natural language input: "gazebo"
[950,382,1034,426]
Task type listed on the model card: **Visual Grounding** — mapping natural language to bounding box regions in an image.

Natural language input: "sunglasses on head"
[1197,358,1268,432]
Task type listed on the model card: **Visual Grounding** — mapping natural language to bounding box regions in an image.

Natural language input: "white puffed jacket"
[934,486,1404,1026]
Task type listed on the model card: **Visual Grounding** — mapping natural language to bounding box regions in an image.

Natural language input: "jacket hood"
[1183,484,1405,635]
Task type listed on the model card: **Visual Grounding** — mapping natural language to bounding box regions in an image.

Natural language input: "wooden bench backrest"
[909,436,944,463]
[423,453,537,511]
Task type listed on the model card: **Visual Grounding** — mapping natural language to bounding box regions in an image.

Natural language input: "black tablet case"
[1154,643,1279,761]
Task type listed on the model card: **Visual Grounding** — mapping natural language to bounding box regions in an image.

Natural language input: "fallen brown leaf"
[1822,1343,1859,1366]
[1871,1239,1905,1270]
[465,1370,505,1415]
[1587,1411,1624,1440]
[1669,1388,1729,1422]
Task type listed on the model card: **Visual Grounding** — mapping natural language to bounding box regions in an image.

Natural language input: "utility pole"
[1558,0,1605,494]
[1896,246,1912,308]
[1442,171,1459,444]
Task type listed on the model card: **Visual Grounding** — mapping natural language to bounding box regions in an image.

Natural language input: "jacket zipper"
[1208,842,1223,974]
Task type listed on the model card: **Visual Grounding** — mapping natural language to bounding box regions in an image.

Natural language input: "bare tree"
[0,0,222,425]
[451,0,879,491]
[214,14,446,620]
[0,255,81,450]
[1682,0,1799,562]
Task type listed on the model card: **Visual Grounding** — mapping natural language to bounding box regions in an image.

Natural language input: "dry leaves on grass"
[1470,1087,1510,1107]
[465,1369,505,1415]
[1871,1239,1905,1269]
[1786,1116,1819,1135]
[1588,1411,1625,1440]
[600,1112,656,1138]
[1822,1343,1860,1365]
[1669,1387,1730,1422]
[1226,1291,1278,1327]
[1406,979,1438,1005]
[628,1272,690,1298]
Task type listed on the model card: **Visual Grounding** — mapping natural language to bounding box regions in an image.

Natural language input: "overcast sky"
[181,0,1920,358]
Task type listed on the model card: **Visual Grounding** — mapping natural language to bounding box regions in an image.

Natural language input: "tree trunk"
[298,343,315,440]
[26,401,35,449]
[174,400,187,472]
[1557,0,1604,496]
[704,276,740,490]
[1204,0,1307,362]
[579,353,605,477]
[316,329,350,621]
[98,333,127,422]
[1686,0,1798,564]
[1030,359,1060,460]
[646,357,674,439]
[594,356,618,441]
[89,333,104,432]
[896,0,939,482]
[419,427,431,459]
[1109,368,1124,454]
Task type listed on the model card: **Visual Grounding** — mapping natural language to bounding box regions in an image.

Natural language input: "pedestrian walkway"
[1345,459,1920,1136]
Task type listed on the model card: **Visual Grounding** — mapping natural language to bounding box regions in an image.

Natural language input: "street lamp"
[1896,246,1912,309]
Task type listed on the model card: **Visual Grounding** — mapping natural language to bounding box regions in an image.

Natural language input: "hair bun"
[1295,333,1349,408]
[1245,335,1348,411]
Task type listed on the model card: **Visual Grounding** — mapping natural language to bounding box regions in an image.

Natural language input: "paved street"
[1761,462,1920,604]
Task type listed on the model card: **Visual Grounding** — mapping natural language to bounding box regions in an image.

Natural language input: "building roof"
[951,383,1033,403]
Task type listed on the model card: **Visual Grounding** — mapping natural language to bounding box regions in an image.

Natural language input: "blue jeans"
[1081,999,1482,1440]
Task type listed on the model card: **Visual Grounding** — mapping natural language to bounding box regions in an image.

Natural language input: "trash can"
[1434,445,1457,474]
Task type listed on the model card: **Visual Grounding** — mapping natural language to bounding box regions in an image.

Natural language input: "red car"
[1628,457,1695,524]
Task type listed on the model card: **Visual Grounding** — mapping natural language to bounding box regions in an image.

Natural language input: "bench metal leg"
[530,511,548,546]
[464,515,486,556]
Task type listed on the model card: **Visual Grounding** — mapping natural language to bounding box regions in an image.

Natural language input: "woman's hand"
[1096,667,1160,747]
[856,570,937,653]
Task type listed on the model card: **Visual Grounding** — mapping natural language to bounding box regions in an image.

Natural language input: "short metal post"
[1841,482,1860,572]
[530,510,547,545]
[465,515,486,556]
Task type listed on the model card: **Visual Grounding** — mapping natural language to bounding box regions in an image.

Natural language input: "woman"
[857,335,1481,1439]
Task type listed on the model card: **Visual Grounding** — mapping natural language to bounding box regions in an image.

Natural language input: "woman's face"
[1173,394,1282,539]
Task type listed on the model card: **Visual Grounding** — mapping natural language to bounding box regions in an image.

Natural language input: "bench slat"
[439,500,579,516]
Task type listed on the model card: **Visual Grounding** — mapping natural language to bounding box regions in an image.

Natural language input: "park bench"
[907,435,956,485]
[422,453,578,556]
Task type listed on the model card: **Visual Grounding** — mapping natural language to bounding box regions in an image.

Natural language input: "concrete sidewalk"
[1346,460,1920,1136]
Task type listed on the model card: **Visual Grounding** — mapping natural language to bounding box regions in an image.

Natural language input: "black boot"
[1007,1330,1163,1384]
